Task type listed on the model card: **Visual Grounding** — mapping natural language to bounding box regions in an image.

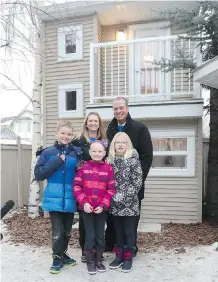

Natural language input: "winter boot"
[50,255,63,274]
[63,250,76,266]
[81,250,86,263]
[122,249,133,273]
[96,249,106,272]
[109,247,124,269]
[85,251,97,275]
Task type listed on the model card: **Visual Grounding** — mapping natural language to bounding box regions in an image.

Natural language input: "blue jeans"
[82,211,107,251]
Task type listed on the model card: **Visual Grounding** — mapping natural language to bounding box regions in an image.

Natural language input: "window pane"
[152,138,187,151]
[152,155,187,168]
[66,91,77,111]
[65,33,76,54]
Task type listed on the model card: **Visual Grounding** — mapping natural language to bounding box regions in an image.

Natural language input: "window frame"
[58,83,83,118]
[149,128,196,177]
[58,24,83,62]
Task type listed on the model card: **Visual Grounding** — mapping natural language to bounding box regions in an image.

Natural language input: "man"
[105,96,153,256]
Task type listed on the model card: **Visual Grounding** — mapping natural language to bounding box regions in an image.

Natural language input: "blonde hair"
[107,132,134,164]
[77,112,107,143]
[56,120,74,132]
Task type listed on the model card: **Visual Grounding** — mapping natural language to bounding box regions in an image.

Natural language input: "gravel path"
[1,241,218,282]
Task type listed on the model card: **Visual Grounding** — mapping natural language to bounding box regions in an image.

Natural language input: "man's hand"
[94,206,103,214]
[84,203,93,213]
[60,154,66,162]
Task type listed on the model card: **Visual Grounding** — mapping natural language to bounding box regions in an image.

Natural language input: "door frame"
[128,21,171,100]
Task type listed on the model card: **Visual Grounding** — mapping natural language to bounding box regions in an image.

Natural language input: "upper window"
[58,24,83,61]
[149,129,196,177]
[58,83,83,118]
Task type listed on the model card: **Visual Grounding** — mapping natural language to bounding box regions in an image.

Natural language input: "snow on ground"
[1,240,218,282]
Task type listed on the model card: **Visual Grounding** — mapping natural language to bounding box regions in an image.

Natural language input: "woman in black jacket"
[72,112,107,262]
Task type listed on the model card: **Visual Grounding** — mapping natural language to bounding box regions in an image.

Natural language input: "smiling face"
[86,114,100,133]
[55,126,73,145]
[89,142,106,161]
[114,135,127,156]
[113,99,129,124]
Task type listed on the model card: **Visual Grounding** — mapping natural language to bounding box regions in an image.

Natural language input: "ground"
[1,210,218,281]
[1,241,218,282]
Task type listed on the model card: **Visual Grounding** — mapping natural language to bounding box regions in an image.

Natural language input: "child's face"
[115,136,127,155]
[55,126,73,145]
[89,142,106,161]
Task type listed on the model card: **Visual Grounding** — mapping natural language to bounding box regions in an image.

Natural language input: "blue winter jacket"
[34,142,82,213]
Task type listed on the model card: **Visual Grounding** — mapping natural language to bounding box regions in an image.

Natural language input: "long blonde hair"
[78,112,107,143]
[107,132,134,164]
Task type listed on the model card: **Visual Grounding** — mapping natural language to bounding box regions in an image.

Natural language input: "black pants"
[82,211,107,251]
[105,200,142,251]
[113,216,137,250]
[79,211,85,251]
[49,211,74,257]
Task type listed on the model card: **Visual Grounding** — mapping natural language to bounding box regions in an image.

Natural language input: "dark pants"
[49,211,74,257]
[82,211,107,251]
[105,200,142,251]
[79,211,85,251]
[113,216,137,250]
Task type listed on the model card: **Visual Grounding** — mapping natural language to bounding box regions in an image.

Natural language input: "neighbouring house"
[38,1,203,228]
[193,55,218,89]
[0,110,33,142]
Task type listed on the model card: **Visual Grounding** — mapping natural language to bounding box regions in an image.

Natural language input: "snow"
[1,240,218,282]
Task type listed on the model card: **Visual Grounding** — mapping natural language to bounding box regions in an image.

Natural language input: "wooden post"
[17,136,24,207]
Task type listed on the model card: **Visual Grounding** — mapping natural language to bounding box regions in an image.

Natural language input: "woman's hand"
[94,206,103,214]
[84,203,93,213]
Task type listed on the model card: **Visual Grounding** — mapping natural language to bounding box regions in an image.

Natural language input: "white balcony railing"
[90,35,198,104]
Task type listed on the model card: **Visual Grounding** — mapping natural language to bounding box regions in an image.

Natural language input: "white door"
[129,22,170,99]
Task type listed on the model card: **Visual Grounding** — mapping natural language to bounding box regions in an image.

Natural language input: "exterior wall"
[140,119,202,224]
[43,15,96,146]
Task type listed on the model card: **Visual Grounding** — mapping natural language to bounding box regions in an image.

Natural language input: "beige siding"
[138,119,202,224]
[43,15,95,146]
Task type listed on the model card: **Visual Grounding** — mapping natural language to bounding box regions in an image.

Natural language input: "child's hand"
[94,206,103,214]
[60,154,66,162]
[84,203,93,213]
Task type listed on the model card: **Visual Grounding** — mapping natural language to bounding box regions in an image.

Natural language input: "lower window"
[149,129,195,177]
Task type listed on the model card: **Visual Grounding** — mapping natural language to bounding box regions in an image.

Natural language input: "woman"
[72,112,107,262]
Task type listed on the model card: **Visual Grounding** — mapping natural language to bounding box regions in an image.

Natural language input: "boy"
[34,121,81,274]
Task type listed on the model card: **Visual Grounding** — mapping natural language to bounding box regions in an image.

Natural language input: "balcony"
[89,35,201,104]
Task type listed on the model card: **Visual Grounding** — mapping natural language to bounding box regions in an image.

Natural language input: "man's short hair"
[113,96,128,107]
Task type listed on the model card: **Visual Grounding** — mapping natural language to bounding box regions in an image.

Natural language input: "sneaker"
[122,260,133,273]
[81,254,87,263]
[50,255,63,274]
[63,252,76,266]
[109,258,123,269]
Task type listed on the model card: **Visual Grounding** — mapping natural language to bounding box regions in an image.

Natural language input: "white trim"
[58,24,83,62]
[86,100,203,120]
[149,128,196,177]
[58,83,83,118]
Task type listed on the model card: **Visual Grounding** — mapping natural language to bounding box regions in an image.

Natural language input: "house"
[193,55,218,89]
[1,110,33,141]
[38,1,203,228]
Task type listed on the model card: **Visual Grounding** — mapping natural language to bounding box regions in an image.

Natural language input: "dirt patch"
[3,211,218,252]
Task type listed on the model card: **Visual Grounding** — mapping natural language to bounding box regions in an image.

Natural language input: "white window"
[58,24,83,61]
[149,129,196,177]
[58,83,83,118]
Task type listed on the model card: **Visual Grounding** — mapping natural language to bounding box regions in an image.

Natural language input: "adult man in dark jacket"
[105,96,153,256]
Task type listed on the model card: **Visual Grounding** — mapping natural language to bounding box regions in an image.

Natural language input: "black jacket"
[107,113,153,200]
[71,136,91,162]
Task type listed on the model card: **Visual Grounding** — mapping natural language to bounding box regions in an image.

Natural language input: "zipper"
[62,149,66,211]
